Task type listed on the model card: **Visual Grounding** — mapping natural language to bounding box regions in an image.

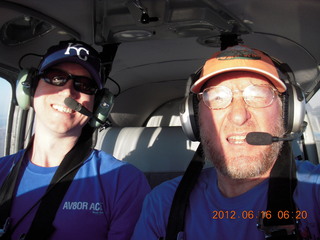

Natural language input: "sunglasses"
[39,68,98,95]
[198,84,279,109]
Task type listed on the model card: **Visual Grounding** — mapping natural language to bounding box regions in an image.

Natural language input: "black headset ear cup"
[89,88,114,128]
[16,68,38,110]
[282,83,305,134]
[180,94,200,141]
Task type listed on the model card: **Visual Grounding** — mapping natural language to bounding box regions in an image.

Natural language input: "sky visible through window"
[0,78,12,157]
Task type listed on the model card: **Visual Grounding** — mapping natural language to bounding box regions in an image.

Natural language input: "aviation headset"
[15,41,114,128]
[180,49,306,142]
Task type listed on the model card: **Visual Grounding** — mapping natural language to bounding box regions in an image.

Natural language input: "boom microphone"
[246,132,301,146]
[64,97,104,124]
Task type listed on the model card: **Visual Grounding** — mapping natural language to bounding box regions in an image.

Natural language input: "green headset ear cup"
[89,88,114,128]
[16,68,37,110]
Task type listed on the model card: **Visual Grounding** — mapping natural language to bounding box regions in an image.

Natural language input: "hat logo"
[64,42,89,61]
[217,46,261,61]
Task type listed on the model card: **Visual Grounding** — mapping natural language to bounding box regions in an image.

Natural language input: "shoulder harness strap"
[0,126,94,240]
[258,142,300,239]
[160,145,204,240]
[161,142,300,240]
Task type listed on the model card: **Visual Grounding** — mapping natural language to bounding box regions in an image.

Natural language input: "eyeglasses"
[198,85,278,109]
[39,68,98,95]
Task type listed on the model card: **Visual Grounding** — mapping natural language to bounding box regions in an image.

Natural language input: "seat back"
[95,127,200,188]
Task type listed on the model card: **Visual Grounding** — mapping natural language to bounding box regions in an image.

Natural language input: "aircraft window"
[1,16,54,46]
[306,90,320,159]
[0,78,12,157]
[146,99,182,127]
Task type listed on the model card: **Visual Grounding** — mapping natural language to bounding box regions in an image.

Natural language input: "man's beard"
[200,117,285,180]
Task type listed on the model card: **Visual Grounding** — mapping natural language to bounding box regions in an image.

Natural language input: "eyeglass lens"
[200,85,276,109]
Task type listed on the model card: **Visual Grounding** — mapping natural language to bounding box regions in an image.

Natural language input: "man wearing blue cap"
[0,40,150,240]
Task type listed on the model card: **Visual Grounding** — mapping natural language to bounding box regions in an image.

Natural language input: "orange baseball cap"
[190,45,287,93]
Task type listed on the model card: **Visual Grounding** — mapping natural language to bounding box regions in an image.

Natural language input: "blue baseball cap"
[38,40,103,89]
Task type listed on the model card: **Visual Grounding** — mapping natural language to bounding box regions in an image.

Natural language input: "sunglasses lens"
[42,69,68,86]
[41,69,98,95]
[73,77,98,95]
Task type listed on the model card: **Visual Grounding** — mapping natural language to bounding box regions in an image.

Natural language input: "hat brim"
[191,67,287,93]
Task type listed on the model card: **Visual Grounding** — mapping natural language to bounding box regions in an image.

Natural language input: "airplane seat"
[95,126,200,188]
[94,98,307,189]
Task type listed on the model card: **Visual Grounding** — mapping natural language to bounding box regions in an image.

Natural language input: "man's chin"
[218,166,268,180]
[214,151,279,180]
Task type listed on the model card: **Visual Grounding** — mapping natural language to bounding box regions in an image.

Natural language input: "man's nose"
[57,80,77,98]
[227,97,251,126]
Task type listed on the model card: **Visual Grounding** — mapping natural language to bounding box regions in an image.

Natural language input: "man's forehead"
[202,71,275,89]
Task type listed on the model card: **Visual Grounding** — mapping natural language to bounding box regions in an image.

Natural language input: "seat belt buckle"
[257,212,297,238]
[0,218,11,237]
[174,232,184,240]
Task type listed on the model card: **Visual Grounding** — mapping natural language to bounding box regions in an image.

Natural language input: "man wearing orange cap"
[131,45,320,239]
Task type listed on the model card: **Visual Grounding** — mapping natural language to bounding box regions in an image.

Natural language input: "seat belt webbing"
[0,129,93,240]
[163,145,204,240]
[24,134,93,240]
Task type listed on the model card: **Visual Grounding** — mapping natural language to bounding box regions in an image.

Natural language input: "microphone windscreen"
[64,97,81,112]
[246,132,273,145]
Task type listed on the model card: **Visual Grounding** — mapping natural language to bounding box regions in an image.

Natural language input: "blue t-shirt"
[0,149,151,240]
[131,161,320,240]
